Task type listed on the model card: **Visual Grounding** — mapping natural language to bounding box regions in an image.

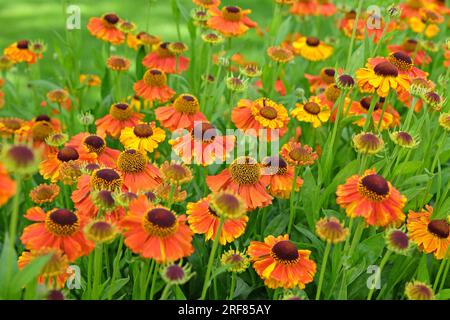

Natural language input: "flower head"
[405,281,435,300]
[221,249,250,273]
[160,262,195,285]
[84,220,119,244]
[248,235,317,289]
[352,132,385,155]
[336,169,406,227]
[315,216,349,244]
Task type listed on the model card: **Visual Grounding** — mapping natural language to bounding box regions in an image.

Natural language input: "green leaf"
[393,161,423,177]
[416,255,430,283]
[102,277,129,300]
[436,289,450,300]
[174,285,187,300]
[9,254,52,297]
[264,212,289,237]
[135,46,146,80]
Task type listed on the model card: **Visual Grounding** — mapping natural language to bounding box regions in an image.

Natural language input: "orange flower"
[39,147,80,183]
[387,38,431,66]
[80,74,101,87]
[87,13,125,45]
[248,234,316,289]
[348,97,397,131]
[18,248,69,289]
[187,195,248,244]
[407,206,449,260]
[0,162,16,206]
[336,169,406,227]
[206,156,272,210]
[142,42,189,74]
[29,183,60,205]
[368,54,428,81]
[231,98,289,141]
[127,31,160,50]
[106,56,130,71]
[116,149,162,193]
[121,195,194,263]
[66,132,120,167]
[71,168,125,221]
[290,0,317,16]
[170,122,235,166]
[193,0,221,8]
[20,207,94,261]
[96,103,144,138]
[304,67,336,93]
[3,40,37,64]
[155,94,207,132]
[280,140,318,167]
[260,156,303,199]
[356,61,410,98]
[0,117,29,137]
[207,6,257,37]
[133,69,175,103]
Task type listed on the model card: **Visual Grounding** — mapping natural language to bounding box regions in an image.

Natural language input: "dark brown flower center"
[133,124,153,138]
[226,6,240,13]
[306,37,320,47]
[85,163,101,172]
[36,114,51,122]
[403,39,418,52]
[338,74,355,87]
[361,174,389,196]
[150,69,162,75]
[104,13,119,25]
[304,102,321,115]
[260,106,278,120]
[374,62,399,77]
[360,97,380,111]
[49,209,78,226]
[114,103,129,110]
[165,265,185,281]
[324,68,335,77]
[147,208,176,228]
[17,40,29,49]
[96,168,120,181]
[84,135,105,150]
[389,230,409,249]
[272,240,299,261]
[57,147,79,162]
[7,145,35,165]
[427,220,450,239]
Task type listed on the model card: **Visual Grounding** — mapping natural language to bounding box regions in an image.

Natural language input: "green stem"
[149,263,160,299]
[228,272,236,300]
[438,255,449,292]
[434,251,448,292]
[200,218,225,300]
[345,0,363,69]
[403,97,418,130]
[167,184,176,208]
[7,175,22,282]
[287,166,300,234]
[160,284,172,300]
[92,245,103,299]
[362,93,379,132]
[348,220,364,258]
[367,250,392,300]
[316,242,331,300]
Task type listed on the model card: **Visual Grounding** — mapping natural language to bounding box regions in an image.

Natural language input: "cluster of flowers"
[0,0,449,300]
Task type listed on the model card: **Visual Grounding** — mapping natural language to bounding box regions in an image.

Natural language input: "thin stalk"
[287,166,300,234]
[345,0,363,69]
[316,242,331,300]
[228,272,236,300]
[92,244,103,299]
[200,218,225,300]
[149,263,160,299]
[160,284,172,300]
[367,250,392,300]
